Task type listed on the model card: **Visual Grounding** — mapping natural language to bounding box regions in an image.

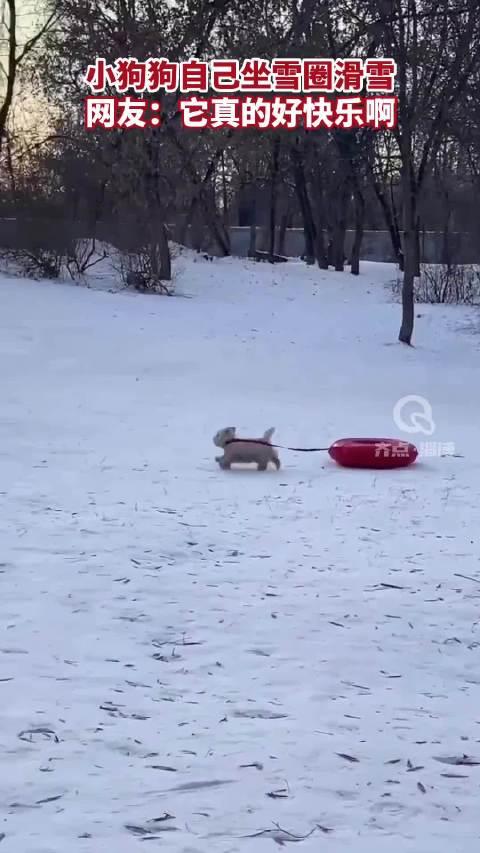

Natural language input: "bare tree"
[369,0,480,344]
[3,0,480,316]
[0,0,60,155]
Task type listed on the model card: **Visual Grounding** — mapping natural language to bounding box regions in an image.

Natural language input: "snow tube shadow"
[329,438,418,470]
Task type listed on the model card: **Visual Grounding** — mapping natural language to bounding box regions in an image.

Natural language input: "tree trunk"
[303,232,315,264]
[291,145,316,265]
[441,217,452,266]
[312,176,329,269]
[142,134,172,280]
[440,181,454,266]
[221,150,229,226]
[332,227,344,271]
[158,222,171,280]
[268,138,280,263]
[370,177,404,269]
[242,180,258,257]
[268,211,275,262]
[178,205,193,245]
[190,204,204,251]
[390,179,405,271]
[277,211,288,256]
[331,180,349,271]
[399,232,415,344]
[248,221,257,257]
[314,234,328,268]
[332,225,345,271]
[399,171,417,344]
[414,221,421,276]
[350,185,365,276]
[248,185,257,257]
[145,217,171,283]
[0,1,17,158]
[202,191,230,256]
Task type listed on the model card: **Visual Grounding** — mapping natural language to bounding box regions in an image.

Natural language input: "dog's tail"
[263,427,275,442]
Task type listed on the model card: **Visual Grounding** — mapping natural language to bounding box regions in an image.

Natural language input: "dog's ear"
[213,426,236,447]
[263,427,275,441]
[213,429,223,447]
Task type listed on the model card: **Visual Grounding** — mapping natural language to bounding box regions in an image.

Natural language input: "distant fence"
[181,226,480,264]
[0,218,478,264]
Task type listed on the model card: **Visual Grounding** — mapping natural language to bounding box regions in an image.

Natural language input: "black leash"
[225,439,329,452]
[279,445,330,452]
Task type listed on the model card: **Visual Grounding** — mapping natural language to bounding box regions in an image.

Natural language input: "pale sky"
[0,1,39,52]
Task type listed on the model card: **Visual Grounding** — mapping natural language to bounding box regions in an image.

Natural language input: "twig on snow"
[337,753,360,763]
[454,573,480,585]
[243,823,318,845]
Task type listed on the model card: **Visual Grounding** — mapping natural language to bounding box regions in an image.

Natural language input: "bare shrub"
[107,210,173,295]
[392,264,480,305]
[116,243,174,295]
[0,216,74,280]
[0,245,66,279]
[66,239,109,280]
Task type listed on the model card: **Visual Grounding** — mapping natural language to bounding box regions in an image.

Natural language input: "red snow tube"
[329,437,418,470]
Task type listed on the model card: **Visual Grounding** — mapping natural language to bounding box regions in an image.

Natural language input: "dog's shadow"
[203,460,326,479]
[218,465,285,476]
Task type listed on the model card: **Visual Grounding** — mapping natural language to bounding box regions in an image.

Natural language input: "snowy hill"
[1,256,480,852]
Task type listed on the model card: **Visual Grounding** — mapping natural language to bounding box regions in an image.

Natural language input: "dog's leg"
[273,457,281,470]
[217,456,231,469]
[257,461,267,471]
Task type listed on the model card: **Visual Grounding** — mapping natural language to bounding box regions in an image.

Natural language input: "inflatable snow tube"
[328,438,418,470]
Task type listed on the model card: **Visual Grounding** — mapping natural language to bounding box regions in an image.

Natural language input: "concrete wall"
[0,218,477,264]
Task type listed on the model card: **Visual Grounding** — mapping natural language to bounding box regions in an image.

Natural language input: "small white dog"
[213,426,281,470]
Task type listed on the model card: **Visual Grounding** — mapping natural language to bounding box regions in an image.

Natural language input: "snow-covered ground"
[1,255,480,852]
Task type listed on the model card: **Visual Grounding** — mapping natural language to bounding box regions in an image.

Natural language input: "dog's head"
[213,426,236,448]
